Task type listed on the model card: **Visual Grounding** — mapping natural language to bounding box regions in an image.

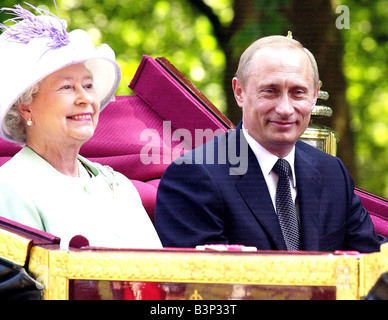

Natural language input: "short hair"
[235,35,320,90]
[4,83,40,143]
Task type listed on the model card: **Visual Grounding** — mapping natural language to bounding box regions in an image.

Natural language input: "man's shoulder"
[175,129,232,162]
[295,140,346,177]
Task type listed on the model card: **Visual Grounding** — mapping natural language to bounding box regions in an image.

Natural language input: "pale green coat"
[0,147,162,249]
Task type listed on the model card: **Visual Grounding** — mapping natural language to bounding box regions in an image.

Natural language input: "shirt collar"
[242,125,297,187]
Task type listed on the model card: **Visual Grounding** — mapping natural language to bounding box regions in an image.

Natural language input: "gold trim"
[28,247,360,300]
[301,126,338,156]
[312,105,333,117]
[0,227,30,265]
[381,241,388,254]
[318,90,329,101]
[359,242,388,298]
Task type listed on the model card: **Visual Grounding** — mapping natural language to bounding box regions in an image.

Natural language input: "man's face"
[233,47,319,158]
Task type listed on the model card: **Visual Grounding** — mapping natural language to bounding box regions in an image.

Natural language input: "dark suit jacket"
[155,122,386,253]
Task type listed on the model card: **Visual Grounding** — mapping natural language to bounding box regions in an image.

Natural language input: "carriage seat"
[0,56,387,239]
[356,188,388,238]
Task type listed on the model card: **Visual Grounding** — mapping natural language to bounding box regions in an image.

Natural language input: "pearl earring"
[26,118,33,126]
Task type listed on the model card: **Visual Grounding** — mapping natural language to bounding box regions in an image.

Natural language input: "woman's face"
[22,63,100,148]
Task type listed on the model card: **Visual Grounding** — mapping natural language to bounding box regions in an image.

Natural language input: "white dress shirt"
[242,126,298,214]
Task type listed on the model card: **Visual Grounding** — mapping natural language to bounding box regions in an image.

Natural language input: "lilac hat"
[0,3,121,142]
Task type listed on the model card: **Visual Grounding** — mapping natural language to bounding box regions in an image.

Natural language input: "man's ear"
[232,77,244,108]
[311,83,321,111]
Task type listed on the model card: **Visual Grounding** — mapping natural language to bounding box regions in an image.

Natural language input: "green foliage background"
[2,0,388,197]
[342,0,388,196]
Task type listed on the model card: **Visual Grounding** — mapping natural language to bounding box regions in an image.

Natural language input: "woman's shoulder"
[0,147,30,176]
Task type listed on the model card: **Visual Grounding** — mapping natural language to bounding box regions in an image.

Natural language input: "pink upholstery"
[356,188,388,238]
[129,56,233,136]
[0,215,60,246]
[130,179,160,223]
[81,95,169,182]
[0,140,21,166]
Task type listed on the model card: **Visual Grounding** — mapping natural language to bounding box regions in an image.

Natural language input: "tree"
[341,0,388,196]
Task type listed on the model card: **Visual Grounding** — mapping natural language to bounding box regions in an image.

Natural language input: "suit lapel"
[233,125,287,250]
[295,142,322,251]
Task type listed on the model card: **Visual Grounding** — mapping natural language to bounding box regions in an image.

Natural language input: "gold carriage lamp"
[300,82,339,156]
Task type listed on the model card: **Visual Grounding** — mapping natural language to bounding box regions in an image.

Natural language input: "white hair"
[4,83,40,143]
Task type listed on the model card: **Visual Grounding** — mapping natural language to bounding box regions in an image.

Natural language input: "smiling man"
[155,35,386,253]
[234,45,318,158]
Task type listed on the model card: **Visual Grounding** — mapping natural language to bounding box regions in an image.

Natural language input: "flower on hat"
[0,2,69,49]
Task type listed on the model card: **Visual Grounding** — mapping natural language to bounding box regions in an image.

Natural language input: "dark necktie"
[272,159,300,251]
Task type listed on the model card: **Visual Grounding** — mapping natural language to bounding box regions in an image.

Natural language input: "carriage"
[1,55,388,300]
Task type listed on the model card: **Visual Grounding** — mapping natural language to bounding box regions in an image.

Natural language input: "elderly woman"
[0,4,162,249]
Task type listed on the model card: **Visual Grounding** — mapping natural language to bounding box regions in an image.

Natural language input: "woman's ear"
[17,104,33,123]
